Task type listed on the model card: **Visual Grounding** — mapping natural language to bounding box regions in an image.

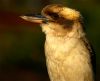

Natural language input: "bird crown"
[42,4,81,21]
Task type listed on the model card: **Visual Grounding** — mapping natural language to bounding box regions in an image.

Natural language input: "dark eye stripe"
[47,12,59,20]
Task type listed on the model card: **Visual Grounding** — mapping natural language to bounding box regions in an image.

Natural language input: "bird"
[20,4,95,81]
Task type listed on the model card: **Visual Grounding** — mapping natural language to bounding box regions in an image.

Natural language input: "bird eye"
[47,12,59,20]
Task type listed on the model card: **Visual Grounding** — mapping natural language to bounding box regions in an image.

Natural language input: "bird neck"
[41,21,85,39]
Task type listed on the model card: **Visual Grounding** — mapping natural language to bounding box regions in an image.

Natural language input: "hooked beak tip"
[20,16,27,20]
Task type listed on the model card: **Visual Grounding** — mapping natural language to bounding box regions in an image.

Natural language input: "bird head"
[21,4,84,37]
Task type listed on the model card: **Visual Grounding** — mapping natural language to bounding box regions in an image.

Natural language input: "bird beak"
[20,14,48,24]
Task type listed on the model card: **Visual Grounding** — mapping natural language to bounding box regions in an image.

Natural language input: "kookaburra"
[20,4,95,81]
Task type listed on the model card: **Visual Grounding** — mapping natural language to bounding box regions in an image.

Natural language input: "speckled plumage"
[20,4,95,81]
[41,4,95,81]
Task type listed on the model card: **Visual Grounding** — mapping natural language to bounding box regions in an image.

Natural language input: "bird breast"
[44,35,93,81]
[45,35,80,61]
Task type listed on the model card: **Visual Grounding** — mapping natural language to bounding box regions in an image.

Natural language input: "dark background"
[0,0,99,81]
